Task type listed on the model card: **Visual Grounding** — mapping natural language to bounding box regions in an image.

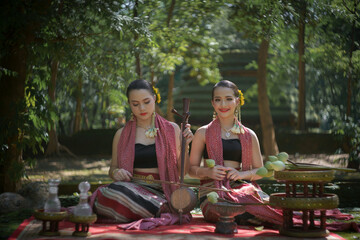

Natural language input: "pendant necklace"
[222,127,232,138]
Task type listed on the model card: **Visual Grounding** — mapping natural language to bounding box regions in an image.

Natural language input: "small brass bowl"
[34,209,68,236]
[68,214,97,237]
[68,214,97,224]
[34,209,68,221]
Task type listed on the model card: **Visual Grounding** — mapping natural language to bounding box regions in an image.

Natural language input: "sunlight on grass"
[25,168,110,184]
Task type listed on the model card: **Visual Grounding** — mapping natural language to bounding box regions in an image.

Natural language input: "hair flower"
[152,86,161,104]
[238,90,245,106]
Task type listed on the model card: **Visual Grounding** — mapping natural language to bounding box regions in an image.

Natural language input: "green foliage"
[1,0,359,185]
[0,77,53,181]
[333,116,360,164]
[229,0,287,41]
[59,194,79,207]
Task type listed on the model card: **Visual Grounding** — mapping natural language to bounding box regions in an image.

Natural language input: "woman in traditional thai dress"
[188,80,283,226]
[92,79,193,227]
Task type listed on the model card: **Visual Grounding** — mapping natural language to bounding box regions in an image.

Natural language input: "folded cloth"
[327,221,360,232]
[118,213,191,230]
[291,209,359,232]
[321,209,354,221]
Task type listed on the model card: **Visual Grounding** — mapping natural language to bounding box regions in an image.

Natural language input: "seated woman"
[92,79,193,224]
[188,80,283,226]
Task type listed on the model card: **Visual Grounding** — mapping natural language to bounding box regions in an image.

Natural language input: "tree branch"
[167,0,176,27]
[34,30,113,44]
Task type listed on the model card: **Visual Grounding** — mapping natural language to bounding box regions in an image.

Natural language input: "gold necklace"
[137,125,151,130]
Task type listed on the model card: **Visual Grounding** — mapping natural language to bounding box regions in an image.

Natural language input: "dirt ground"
[24,153,359,185]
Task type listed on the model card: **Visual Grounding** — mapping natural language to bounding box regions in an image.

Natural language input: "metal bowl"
[34,209,68,221]
[68,214,97,224]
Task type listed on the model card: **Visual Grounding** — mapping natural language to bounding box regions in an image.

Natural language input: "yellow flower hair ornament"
[238,90,245,106]
[152,86,161,104]
[229,89,245,135]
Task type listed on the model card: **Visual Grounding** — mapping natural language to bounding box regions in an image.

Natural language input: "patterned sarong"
[94,172,168,222]
[199,180,270,223]
[203,118,283,225]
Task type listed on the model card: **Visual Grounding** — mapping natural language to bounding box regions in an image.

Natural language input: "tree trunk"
[297,1,306,130]
[165,0,176,122]
[83,107,89,130]
[166,72,175,122]
[0,44,28,193]
[167,0,176,26]
[73,75,83,134]
[257,39,279,157]
[134,0,142,78]
[45,59,60,156]
[346,17,355,117]
[100,95,106,128]
[90,98,99,129]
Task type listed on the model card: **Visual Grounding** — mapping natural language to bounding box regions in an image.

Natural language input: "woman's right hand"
[207,165,229,181]
[113,168,132,182]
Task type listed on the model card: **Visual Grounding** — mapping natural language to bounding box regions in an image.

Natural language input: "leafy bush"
[333,116,360,169]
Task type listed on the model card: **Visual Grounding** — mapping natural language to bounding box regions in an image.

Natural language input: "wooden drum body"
[170,187,197,214]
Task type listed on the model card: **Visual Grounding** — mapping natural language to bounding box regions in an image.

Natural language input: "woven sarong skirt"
[94,172,168,223]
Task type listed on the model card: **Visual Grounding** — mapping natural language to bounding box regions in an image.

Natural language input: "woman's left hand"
[182,123,194,145]
[226,167,245,181]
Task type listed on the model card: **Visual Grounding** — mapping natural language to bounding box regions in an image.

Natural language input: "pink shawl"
[205,118,283,225]
[117,114,191,229]
[117,114,178,203]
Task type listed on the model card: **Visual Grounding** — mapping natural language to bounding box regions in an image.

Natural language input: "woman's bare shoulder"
[194,125,208,138]
[169,121,181,132]
[114,127,124,140]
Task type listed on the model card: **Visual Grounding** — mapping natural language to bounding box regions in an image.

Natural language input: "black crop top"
[203,139,242,163]
[133,143,158,168]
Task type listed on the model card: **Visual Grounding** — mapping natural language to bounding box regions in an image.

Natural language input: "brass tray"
[274,170,335,182]
[269,193,339,210]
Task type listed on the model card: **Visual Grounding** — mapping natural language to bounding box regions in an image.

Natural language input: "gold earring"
[213,111,217,120]
[130,113,134,121]
[237,105,245,134]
